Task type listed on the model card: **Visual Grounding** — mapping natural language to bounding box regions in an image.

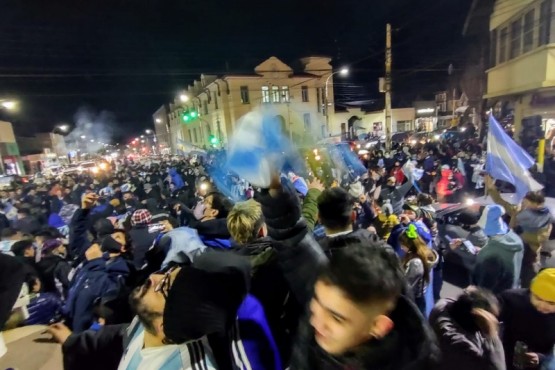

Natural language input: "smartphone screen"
[463,240,476,254]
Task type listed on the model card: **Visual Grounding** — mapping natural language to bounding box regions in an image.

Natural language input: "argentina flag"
[485,114,543,201]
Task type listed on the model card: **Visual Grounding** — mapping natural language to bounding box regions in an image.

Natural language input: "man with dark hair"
[10,240,40,293]
[257,176,439,370]
[14,207,41,235]
[316,187,381,256]
[316,187,354,235]
[179,191,233,249]
[430,287,505,370]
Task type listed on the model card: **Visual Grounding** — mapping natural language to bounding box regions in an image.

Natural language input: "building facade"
[152,104,172,154]
[331,107,416,139]
[486,0,555,153]
[156,56,338,153]
[0,121,23,175]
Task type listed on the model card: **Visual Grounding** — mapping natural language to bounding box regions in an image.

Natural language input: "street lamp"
[179,94,189,103]
[80,135,86,139]
[324,67,349,136]
[155,118,162,124]
[58,124,70,132]
[145,129,153,134]
[0,100,17,110]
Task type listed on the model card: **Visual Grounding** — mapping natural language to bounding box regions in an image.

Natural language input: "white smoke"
[65,107,117,154]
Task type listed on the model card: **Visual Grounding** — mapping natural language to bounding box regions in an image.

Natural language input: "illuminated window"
[261,86,270,103]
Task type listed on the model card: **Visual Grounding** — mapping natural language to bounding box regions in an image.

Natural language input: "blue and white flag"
[485,114,543,201]
[226,108,304,188]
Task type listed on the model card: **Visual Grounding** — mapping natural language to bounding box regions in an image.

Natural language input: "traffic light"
[181,109,199,124]
[209,135,219,145]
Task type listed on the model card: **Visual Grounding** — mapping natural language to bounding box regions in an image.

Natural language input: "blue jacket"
[236,294,281,370]
[69,208,92,264]
[169,168,185,190]
[63,255,130,333]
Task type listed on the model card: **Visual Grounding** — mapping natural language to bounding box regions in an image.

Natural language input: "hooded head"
[479,205,509,236]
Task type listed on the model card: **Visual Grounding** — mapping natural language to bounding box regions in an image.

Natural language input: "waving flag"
[485,114,543,201]
[226,108,304,188]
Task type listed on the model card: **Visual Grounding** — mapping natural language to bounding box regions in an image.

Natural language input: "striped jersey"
[118,317,217,370]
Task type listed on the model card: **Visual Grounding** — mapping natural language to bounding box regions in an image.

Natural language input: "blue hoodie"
[169,168,185,190]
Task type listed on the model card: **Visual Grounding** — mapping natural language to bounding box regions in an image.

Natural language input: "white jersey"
[118,317,217,370]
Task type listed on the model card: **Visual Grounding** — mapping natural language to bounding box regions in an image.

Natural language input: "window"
[499,27,508,63]
[490,29,498,67]
[261,86,270,103]
[316,88,321,112]
[281,86,290,103]
[271,86,280,103]
[203,100,208,115]
[539,0,552,46]
[213,91,219,109]
[523,10,535,53]
[240,86,250,104]
[301,86,309,102]
[303,113,311,130]
[397,120,412,132]
[510,19,522,59]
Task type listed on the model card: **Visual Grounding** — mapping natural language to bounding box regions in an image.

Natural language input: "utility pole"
[385,23,393,151]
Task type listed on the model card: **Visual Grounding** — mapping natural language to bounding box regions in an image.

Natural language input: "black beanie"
[94,218,115,239]
[0,254,25,330]
[163,251,251,344]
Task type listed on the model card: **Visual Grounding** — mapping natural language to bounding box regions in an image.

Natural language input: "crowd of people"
[0,137,554,370]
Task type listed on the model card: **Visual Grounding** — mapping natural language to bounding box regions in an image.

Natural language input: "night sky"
[0,0,471,141]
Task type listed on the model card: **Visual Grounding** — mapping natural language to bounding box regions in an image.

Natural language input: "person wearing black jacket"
[10,239,40,292]
[500,269,555,370]
[255,176,440,370]
[178,191,233,248]
[36,239,71,298]
[430,287,505,370]
[227,199,300,365]
[128,209,159,269]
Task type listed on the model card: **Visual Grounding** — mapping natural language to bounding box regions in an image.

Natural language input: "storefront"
[414,106,437,132]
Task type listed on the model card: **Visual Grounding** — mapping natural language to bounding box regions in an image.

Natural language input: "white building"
[155,56,345,153]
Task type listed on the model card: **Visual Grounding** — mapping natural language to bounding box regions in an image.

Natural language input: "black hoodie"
[291,296,440,370]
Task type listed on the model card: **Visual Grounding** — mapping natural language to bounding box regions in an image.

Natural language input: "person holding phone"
[499,269,555,370]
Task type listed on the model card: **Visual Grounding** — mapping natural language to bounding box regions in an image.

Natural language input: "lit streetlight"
[179,94,189,103]
[155,118,162,124]
[90,139,95,143]
[80,135,86,139]
[324,67,349,135]
[0,100,17,110]
[145,129,153,134]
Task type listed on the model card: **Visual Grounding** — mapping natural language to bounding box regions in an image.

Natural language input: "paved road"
[440,281,463,299]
